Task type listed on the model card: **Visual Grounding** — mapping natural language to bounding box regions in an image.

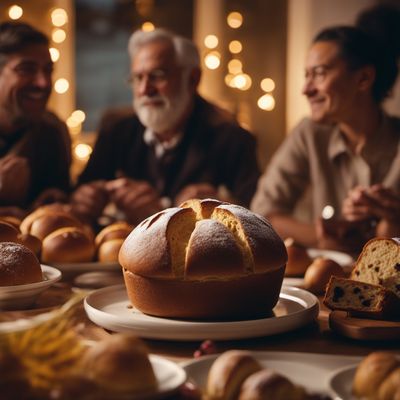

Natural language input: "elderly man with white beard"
[71,28,260,226]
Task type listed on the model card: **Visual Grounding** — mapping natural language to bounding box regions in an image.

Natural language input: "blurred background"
[0,0,399,181]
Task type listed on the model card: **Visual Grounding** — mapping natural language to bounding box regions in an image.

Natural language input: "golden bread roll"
[119,199,288,320]
[97,238,125,263]
[41,227,95,263]
[16,233,42,257]
[0,221,20,242]
[94,222,133,248]
[0,216,22,230]
[352,352,400,398]
[206,350,262,400]
[79,333,157,394]
[0,242,42,286]
[378,367,400,400]
[238,368,307,400]
[28,213,83,241]
[19,204,73,234]
[284,238,312,276]
[303,257,346,294]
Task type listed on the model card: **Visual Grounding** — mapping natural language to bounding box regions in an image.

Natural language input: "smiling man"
[0,22,71,217]
[72,28,260,226]
[251,17,400,252]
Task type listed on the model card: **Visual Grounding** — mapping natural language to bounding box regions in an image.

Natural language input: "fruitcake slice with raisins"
[323,276,400,320]
[350,238,400,299]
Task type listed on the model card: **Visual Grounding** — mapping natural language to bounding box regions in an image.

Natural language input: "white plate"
[135,354,186,399]
[52,261,121,277]
[0,265,62,310]
[283,248,354,288]
[328,365,358,400]
[84,285,319,341]
[182,352,362,396]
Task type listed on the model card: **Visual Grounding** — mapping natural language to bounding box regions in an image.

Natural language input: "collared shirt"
[143,128,183,158]
[251,114,400,222]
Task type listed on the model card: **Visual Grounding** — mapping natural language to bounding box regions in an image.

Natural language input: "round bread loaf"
[119,199,287,320]
[284,238,312,276]
[303,257,346,294]
[79,333,157,394]
[352,352,400,398]
[0,242,42,286]
[41,227,95,263]
[206,350,262,400]
[0,216,21,231]
[378,367,400,400]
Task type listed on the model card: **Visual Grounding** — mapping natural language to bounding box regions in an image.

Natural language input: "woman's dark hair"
[0,22,49,68]
[313,21,399,104]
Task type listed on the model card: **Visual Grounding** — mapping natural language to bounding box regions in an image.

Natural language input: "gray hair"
[128,28,200,69]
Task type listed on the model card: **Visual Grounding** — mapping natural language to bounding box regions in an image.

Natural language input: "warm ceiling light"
[257,94,275,111]
[51,8,68,27]
[224,73,236,88]
[8,5,23,20]
[228,59,242,74]
[227,12,243,29]
[142,22,155,32]
[52,28,66,43]
[233,73,252,91]
[74,143,92,160]
[54,78,69,94]
[49,48,60,62]
[204,35,218,49]
[260,78,275,92]
[71,110,86,123]
[229,40,242,54]
[204,51,221,70]
[322,205,335,219]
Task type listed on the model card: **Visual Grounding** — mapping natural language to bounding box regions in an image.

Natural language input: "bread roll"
[238,368,307,400]
[95,222,133,248]
[0,216,21,230]
[0,242,42,286]
[0,221,20,242]
[16,233,42,257]
[206,350,262,400]
[98,238,125,263]
[378,367,400,400]
[284,238,312,276]
[79,333,157,394]
[303,257,345,294]
[41,227,95,263]
[352,352,400,398]
[119,199,287,320]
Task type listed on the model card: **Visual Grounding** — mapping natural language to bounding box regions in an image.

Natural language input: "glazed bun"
[0,221,19,242]
[98,238,125,263]
[303,257,346,294]
[95,222,133,263]
[80,333,157,394]
[41,227,95,263]
[0,216,21,230]
[17,233,42,257]
[0,242,42,286]
[238,368,307,400]
[353,352,400,399]
[119,199,287,320]
[206,350,262,400]
[284,238,312,276]
[378,367,400,400]
[95,222,133,248]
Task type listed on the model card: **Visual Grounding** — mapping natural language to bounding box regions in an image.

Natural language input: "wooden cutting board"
[329,310,400,340]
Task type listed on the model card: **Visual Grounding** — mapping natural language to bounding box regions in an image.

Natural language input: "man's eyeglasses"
[304,64,333,85]
[127,69,170,87]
